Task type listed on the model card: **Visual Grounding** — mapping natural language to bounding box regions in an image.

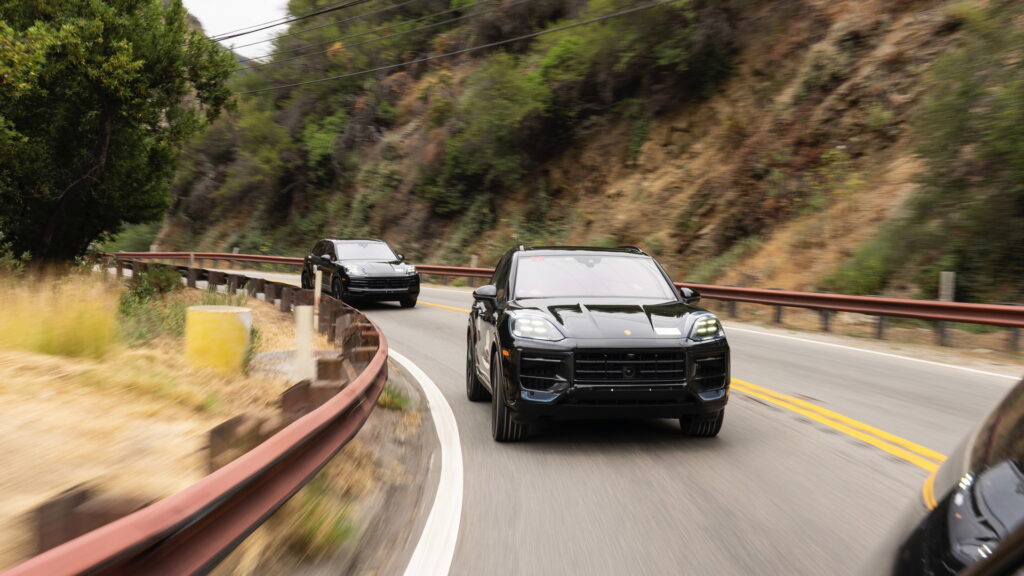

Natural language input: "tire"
[681,409,724,438]
[400,295,417,308]
[491,352,527,442]
[301,269,312,289]
[332,278,347,302]
[466,333,490,402]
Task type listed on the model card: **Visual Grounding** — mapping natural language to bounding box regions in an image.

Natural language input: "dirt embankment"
[0,288,321,569]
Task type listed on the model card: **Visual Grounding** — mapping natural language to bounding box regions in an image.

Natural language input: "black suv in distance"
[301,239,420,307]
[466,246,729,442]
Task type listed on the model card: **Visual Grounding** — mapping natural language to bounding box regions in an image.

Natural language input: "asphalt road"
[234,274,1023,574]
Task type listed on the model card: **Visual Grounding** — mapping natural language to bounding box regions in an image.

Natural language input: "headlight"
[346,265,365,276]
[510,314,564,341]
[406,265,416,274]
[689,315,723,340]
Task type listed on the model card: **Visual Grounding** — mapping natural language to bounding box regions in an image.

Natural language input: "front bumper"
[345,275,420,299]
[505,338,730,421]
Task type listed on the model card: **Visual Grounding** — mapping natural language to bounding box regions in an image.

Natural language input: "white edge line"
[727,326,1022,381]
[390,349,463,576]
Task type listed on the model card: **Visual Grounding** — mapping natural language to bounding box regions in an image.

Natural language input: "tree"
[0,0,235,260]
[912,0,1024,301]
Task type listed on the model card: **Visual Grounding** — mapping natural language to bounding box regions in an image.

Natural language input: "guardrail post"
[186,268,199,289]
[279,287,293,313]
[332,313,354,345]
[227,274,239,294]
[936,321,948,347]
[726,300,737,318]
[875,316,887,339]
[294,289,314,307]
[115,259,124,279]
[35,486,91,553]
[34,486,149,555]
[936,271,955,347]
[1010,327,1020,353]
[469,254,479,288]
[265,282,279,302]
[820,309,833,332]
[207,271,225,292]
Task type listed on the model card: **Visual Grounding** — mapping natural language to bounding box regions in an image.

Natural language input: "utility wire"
[205,0,380,40]
[241,0,679,95]
[236,0,499,63]
[230,0,432,52]
[238,0,532,71]
[207,0,377,42]
[237,0,429,63]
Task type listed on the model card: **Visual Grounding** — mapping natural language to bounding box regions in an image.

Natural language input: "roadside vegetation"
[825,0,1024,303]
[0,0,235,261]
[155,0,1022,304]
[165,0,739,261]
[0,269,296,569]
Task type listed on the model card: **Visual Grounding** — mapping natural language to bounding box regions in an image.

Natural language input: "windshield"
[334,241,397,261]
[513,254,677,300]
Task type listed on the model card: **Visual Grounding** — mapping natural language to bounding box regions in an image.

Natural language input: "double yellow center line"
[731,379,945,472]
[425,299,949,473]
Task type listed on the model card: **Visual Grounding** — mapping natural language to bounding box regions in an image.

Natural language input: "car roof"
[326,238,386,244]
[513,245,649,257]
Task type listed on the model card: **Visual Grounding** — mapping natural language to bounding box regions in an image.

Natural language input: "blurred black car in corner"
[867,376,1024,575]
[466,245,729,442]
[301,239,419,307]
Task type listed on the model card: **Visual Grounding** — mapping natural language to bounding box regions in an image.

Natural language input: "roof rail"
[618,245,647,254]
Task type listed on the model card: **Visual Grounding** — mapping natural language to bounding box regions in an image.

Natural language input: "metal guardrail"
[5,262,388,576]
[114,252,1024,328]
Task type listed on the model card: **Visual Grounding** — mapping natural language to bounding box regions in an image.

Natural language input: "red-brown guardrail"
[114,252,1024,328]
[5,262,387,576]
[676,283,1024,328]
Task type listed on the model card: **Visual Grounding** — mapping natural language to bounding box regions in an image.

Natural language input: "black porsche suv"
[301,239,420,307]
[466,246,730,442]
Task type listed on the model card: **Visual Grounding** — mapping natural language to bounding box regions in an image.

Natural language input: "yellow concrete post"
[185,305,252,375]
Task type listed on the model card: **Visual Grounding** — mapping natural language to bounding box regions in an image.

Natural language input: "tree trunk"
[38,99,114,259]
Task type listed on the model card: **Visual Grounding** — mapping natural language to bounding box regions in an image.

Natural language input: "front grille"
[349,277,413,289]
[519,354,567,391]
[574,350,686,384]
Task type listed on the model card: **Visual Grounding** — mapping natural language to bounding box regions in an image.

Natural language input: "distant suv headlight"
[406,265,416,274]
[689,315,723,341]
[510,313,564,341]
[346,265,365,276]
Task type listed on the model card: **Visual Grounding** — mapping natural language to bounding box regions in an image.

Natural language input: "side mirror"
[396,253,405,262]
[473,284,497,300]
[679,286,701,305]
[321,253,333,262]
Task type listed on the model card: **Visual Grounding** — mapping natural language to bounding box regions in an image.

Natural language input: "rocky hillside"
[155,0,1024,303]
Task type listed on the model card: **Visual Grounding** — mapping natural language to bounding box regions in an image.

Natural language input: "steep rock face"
[160,0,963,292]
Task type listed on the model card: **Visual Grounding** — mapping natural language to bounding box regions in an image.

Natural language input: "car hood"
[510,298,709,340]
[342,260,415,276]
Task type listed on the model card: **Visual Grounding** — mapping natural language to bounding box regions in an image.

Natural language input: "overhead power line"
[241,0,680,95]
[239,0,495,64]
[207,0,377,42]
[238,0,533,71]
[230,0,431,53]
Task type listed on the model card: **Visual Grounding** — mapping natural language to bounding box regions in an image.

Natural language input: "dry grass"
[0,274,308,570]
[0,275,118,359]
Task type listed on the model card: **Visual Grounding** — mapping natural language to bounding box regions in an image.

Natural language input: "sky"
[182,0,291,59]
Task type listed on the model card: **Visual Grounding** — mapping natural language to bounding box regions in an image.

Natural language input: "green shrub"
[688,237,762,283]
[865,105,895,133]
[377,383,410,411]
